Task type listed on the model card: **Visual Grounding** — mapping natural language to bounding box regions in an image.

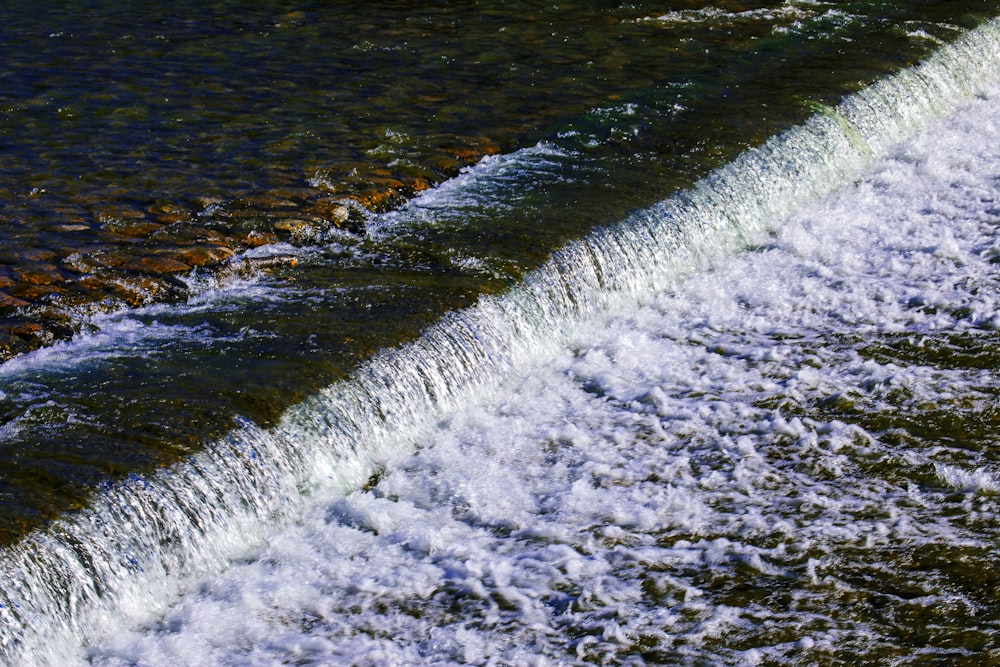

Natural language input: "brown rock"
[370,176,407,191]
[10,283,61,301]
[450,146,483,160]
[194,196,225,211]
[77,274,114,292]
[8,322,42,336]
[18,248,58,262]
[149,225,230,246]
[85,250,130,270]
[245,194,299,209]
[101,219,164,240]
[241,230,280,247]
[48,286,111,311]
[406,177,433,193]
[62,252,104,274]
[305,199,351,226]
[148,202,194,224]
[350,187,400,212]
[131,256,192,275]
[16,266,61,286]
[434,157,462,174]
[223,255,298,280]
[265,187,315,204]
[0,292,30,309]
[95,206,146,223]
[151,211,193,224]
[273,218,315,235]
[204,230,236,245]
[105,274,180,307]
[172,244,235,267]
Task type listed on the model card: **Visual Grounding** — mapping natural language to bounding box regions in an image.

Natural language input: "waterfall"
[2,17,999,666]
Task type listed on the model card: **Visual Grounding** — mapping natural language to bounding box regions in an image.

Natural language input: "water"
[2,2,1000,664]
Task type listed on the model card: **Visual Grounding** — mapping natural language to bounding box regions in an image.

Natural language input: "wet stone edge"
[0,142,500,363]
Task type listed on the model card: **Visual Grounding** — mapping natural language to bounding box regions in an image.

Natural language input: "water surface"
[1,2,1000,664]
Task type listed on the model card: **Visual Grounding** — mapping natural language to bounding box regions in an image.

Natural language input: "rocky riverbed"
[0,142,499,361]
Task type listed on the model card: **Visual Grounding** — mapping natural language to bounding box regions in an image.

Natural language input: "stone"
[171,244,234,267]
[10,283,61,302]
[194,195,225,211]
[8,322,42,336]
[349,185,404,213]
[16,266,61,286]
[305,199,352,226]
[273,218,315,235]
[434,156,463,174]
[241,230,280,247]
[222,255,298,280]
[47,286,112,311]
[148,202,193,224]
[95,206,146,223]
[104,274,182,307]
[131,256,192,275]
[84,250,130,270]
[151,211,193,224]
[100,219,164,240]
[17,248,58,262]
[406,177,432,193]
[0,292,30,309]
[0,133,513,363]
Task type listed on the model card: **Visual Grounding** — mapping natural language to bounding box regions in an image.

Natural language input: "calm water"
[1,1,1000,664]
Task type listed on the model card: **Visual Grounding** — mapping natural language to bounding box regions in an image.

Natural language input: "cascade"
[1,17,999,665]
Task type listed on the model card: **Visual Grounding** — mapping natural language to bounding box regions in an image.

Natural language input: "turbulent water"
[3,2,1000,665]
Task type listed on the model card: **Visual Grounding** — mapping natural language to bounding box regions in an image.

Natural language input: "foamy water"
[76,66,1000,667]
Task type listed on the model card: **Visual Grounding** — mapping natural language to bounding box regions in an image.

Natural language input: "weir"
[1,17,1000,666]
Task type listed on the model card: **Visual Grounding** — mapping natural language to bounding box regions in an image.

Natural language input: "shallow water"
[84,62,1000,667]
[2,2,1000,664]
[0,0,993,544]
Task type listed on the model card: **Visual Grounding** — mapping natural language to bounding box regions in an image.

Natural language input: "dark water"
[0,0,994,545]
[2,2,1000,663]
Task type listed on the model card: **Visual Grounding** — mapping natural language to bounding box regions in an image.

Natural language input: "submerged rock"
[0,292,30,310]
[172,244,235,267]
[0,135,506,362]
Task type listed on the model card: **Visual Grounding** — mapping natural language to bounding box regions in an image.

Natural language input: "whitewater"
[3,17,1000,666]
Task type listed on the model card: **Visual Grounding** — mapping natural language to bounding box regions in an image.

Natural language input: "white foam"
[6,19,1000,665]
[367,142,574,236]
[0,318,209,382]
[0,240,318,397]
[936,463,1000,493]
[84,61,1000,667]
[646,1,855,32]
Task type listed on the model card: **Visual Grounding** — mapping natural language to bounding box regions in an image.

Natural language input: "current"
[2,2,1000,665]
